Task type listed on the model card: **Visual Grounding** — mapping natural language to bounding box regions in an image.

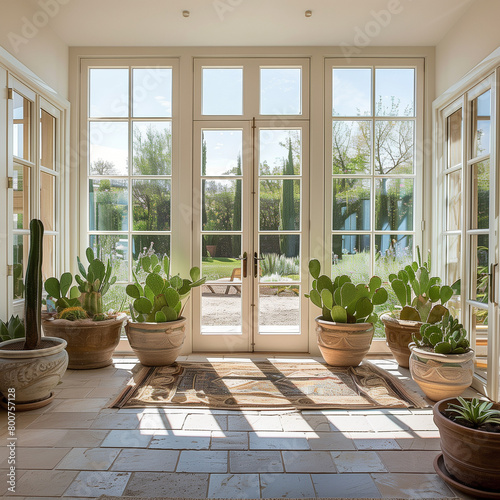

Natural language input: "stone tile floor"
[0,355,481,499]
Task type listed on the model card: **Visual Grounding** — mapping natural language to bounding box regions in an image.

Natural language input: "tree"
[232,154,242,256]
[91,159,117,176]
[281,139,298,257]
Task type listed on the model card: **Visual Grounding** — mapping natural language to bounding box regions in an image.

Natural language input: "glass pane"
[202,235,241,276]
[374,121,414,174]
[471,235,488,304]
[472,306,488,379]
[471,160,489,230]
[89,68,129,118]
[133,68,172,118]
[332,234,370,284]
[202,68,243,115]
[89,179,128,231]
[203,179,242,231]
[89,234,128,282]
[332,121,371,174]
[259,235,300,281]
[375,178,414,231]
[447,170,461,231]
[333,178,370,231]
[13,164,30,230]
[446,235,461,319]
[42,234,55,282]
[40,172,55,232]
[260,129,301,176]
[203,130,243,176]
[375,68,415,117]
[132,235,170,281]
[472,90,491,157]
[133,122,172,175]
[447,109,462,168]
[332,68,371,117]
[13,234,28,300]
[260,68,301,115]
[374,234,413,282]
[260,180,300,231]
[104,283,128,313]
[259,285,300,335]
[89,121,128,175]
[40,109,55,170]
[13,91,31,160]
[132,179,171,231]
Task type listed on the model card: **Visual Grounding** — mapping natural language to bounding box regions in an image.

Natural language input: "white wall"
[0,0,68,99]
[436,0,500,97]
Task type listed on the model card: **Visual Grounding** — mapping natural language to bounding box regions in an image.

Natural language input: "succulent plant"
[306,259,388,324]
[58,307,88,321]
[44,272,81,312]
[412,313,471,354]
[126,255,206,323]
[445,397,500,427]
[0,315,25,342]
[389,247,453,323]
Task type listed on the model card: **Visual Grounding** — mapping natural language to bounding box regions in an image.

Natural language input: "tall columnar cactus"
[24,219,44,350]
[389,247,453,323]
[126,254,206,323]
[306,259,388,324]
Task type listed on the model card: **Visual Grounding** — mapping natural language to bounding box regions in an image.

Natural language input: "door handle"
[254,252,263,278]
[490,263,497,304]
[239,252,247,278]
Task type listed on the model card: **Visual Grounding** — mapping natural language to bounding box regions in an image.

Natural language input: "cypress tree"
[281,139,297,257]
[232,154,242,256]
[202,139,208,257]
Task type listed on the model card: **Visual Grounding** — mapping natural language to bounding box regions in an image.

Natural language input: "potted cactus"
[125,254,206,366]
[408,314,474,401]
[306,259,388,366]
[0,219,68,410]
[41,247,126,369]
[381,248,454,368]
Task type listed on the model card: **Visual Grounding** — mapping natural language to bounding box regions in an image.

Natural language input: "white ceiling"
[29,0,474,47]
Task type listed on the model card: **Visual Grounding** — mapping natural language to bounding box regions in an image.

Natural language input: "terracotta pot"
[381,313,421,368]
[409,344,474,401]
[42,315,126,369]
[315,316,374,367]
[0,337,68,406]
[434,397,500,492]
[125,316,186,366]
[206,245,217,257]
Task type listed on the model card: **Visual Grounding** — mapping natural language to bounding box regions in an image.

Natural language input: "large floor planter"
[125,317,186,366]
[315,317,374,367]
[409,344,474,401]
[381,313,421,368]
[0,337,68,408]
[434,397,500,492]
[42,315,126,369]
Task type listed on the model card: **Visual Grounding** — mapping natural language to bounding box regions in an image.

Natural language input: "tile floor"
[0,355,481,499]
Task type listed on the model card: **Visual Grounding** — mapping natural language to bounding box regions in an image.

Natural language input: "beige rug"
[111,360,427,410]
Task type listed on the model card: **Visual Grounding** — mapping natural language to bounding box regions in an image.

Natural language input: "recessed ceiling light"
[182,10,190,17]
[305,10,312,17]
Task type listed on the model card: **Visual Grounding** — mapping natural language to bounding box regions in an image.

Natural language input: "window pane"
[260,129,301,176]
[40,172,55,232]
[203,130,242,176]
[13,91,31,160]
[89,68,129,118]
[89,179,128,231]
[202,68,243,115]
[260,68,301,115]
[332,68,371,117]
[374,121,414,174]
[471,235,488,304]
[132,179,171,231]
[374,234,413,281]
[133,68,172,118]
[375,68,415,117]
[447,109,462,168]
[472,306,488,379]
[42,234,55,282]
[89,234,128,282]
[204,179,242,231]
[132,235,170,275]
[472,90,491,157]
[446,234,461,318]
[375,178,413,231]
[202,235,241,273]
[333,178,370,231]
[332,121,371,174]
[89,121,128,176]
[471,160,489,230]
[13,234,28,300]
[133,122,172,176]
[259,285,300,334]
[447,170,461,231]
[40,109,55,170]
[332,234,370,284]
[260,180,300,231]
[13,164,30,230]
[260,234,300,266]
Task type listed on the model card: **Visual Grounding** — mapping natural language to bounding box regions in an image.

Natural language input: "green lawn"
[202,257,241,281]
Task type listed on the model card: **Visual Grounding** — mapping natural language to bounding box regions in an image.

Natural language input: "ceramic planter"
[409,344,474,401]
[381,313,421,368]
[42,315,126,370]
[0,337,68,407]
[125,316,186,366]
[315,316,374,367]
[434,397,500,492]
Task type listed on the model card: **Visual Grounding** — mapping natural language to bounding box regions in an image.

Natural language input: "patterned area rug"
[111,360,427,410]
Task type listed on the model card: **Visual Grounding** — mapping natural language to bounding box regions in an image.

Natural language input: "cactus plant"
[412,313,471,354]
[126,255,206,323]
[389,246,453,323]
[0,315,25,342]
[305,259,388,324]
[58,307,88,321]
